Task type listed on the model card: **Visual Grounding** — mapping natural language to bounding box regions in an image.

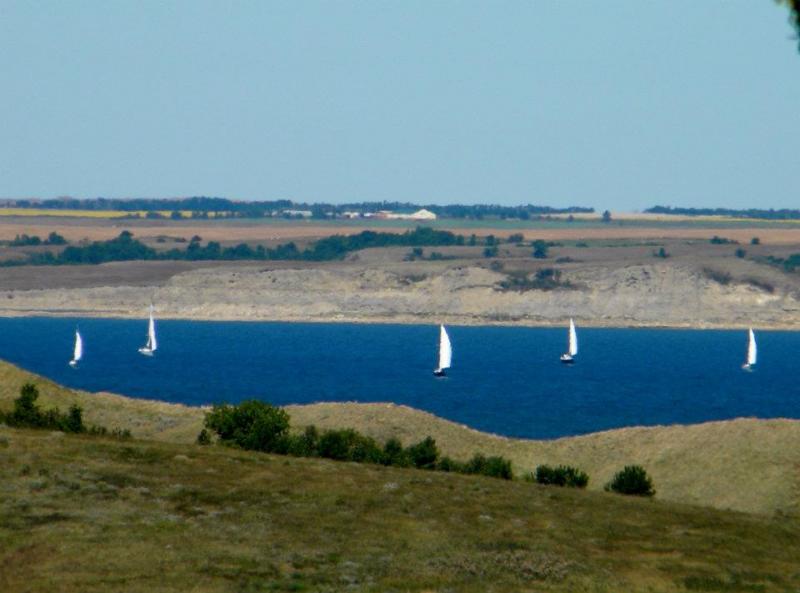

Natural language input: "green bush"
[315,428,383,463]
[463,454,513,480]
[605,465,655,497]
[531,240,549,259]
[200,402,516,481]
[196,428,212,445]
[285,425,320,457]
[0,383,127,437]
[436,456,464,472]
[204,400,290,453]
[406,436,439,469]
[382,437,411,467]
[531,464,588,488]
[750,237,760,245]
[735,248,747,259]
[0,383,85,433]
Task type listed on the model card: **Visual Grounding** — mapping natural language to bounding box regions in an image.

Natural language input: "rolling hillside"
[1,360,799,515]
[1,427,799,592]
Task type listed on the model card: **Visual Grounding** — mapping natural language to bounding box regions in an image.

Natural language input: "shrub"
[483,246,498,258]
[463,454,513,480]
[531,240,549,259]
[64,405,85,434]
[702,267,731,285]
[436,456,464,472]
[204,400,290,453]
[751,237,761,245]
[0,383,123,436]
[735,248,747,259]
[196,428,212,445]
[497,268,571,292]
[531,465,588,488]
[46,231,67,245]
[316,428,383,463]
[507,233,524,244]
[406,436,439,469]
[286,425,319,457]
[382,437,411,467]
[652,247,669,259]
[710,235,738,245]
[605,465,655,497]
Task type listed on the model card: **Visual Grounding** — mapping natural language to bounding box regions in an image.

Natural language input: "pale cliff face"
[0,256,797,329]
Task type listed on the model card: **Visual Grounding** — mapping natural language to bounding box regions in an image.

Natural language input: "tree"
[532,240,549,259]
[602,210,612,223]
[735,248,747,258]
[751,237,761,245]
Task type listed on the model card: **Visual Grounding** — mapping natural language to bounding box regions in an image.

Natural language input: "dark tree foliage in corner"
[781,0,800,51]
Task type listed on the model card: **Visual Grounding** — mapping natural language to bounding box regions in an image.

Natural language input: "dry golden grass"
[0,360,204,443]
[2,360,799,516]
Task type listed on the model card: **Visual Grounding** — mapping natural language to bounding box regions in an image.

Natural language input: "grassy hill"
[2,427,800,593]
[2,359,799,516]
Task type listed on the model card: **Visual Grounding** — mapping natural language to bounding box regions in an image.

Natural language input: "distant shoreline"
[0,309,796,331]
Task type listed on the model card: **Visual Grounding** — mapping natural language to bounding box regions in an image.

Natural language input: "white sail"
[568,318,578,357]
[72,330,83,363]
[139,306,157,355]
[747,328,757,366]
[438,325,452,370]
[147,308,157,352]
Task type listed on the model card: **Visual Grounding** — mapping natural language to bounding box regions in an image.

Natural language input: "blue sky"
[0,1,797,210]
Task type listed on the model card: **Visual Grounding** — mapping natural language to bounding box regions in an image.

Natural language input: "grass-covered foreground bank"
[2,360,800,516]
[1,427,799,593]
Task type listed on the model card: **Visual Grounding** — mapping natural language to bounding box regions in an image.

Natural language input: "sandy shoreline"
[0,308,797,330]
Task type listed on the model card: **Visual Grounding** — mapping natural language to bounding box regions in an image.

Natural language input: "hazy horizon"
[1,2,798,210]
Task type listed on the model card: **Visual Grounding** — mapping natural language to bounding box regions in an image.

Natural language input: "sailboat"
[138,306,158,356]
[560,318,578,364]
[742,328,757,370]
[68,329,83,368]
[433,324,452,377]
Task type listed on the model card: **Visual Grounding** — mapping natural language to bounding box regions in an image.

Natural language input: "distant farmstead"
[374,208,437,221]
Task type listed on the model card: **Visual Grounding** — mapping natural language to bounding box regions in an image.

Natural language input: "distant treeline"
[646,206,800,220]
[1,227,465,266]
[3,197,593,219]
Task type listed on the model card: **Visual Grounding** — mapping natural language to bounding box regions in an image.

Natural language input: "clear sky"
[0,1,797,210]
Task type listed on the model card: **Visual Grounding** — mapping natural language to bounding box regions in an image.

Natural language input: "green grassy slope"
[2,359,799,515]
[1,427,799,593]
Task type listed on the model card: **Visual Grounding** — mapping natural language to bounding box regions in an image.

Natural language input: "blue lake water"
[0,318,796,439]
